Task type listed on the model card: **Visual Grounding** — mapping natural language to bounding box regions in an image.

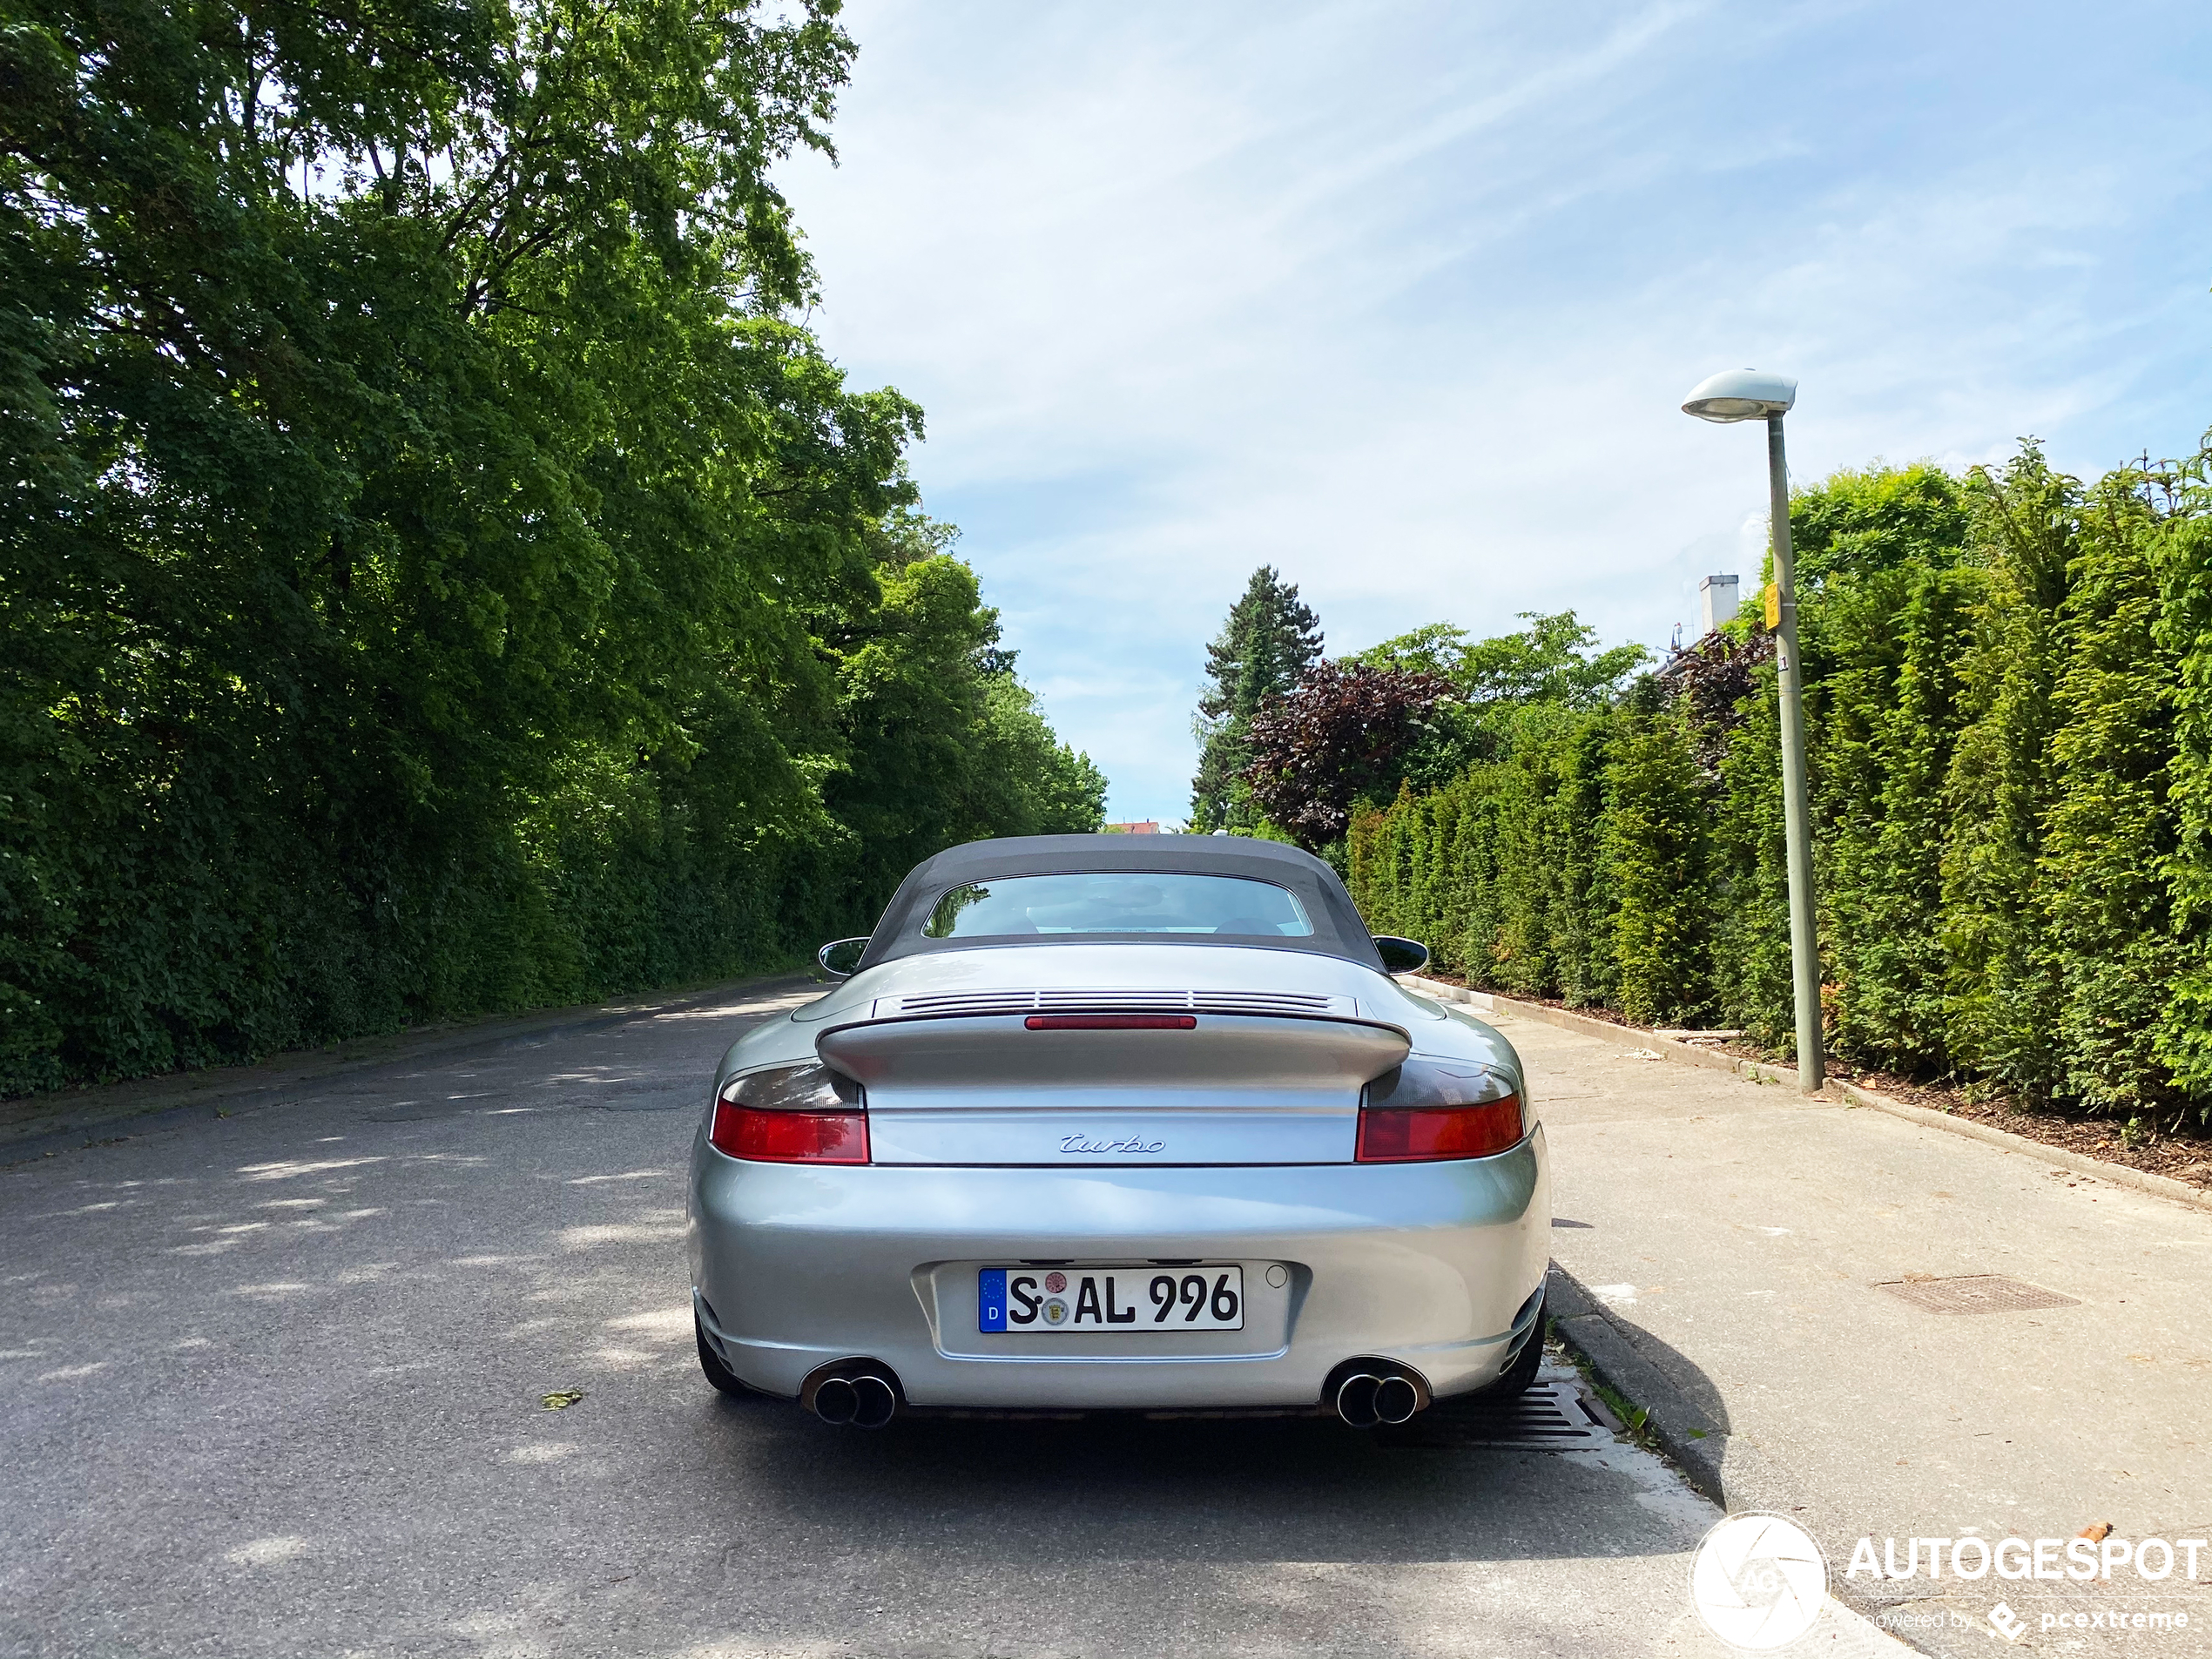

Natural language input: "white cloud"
[782,0,2212,817]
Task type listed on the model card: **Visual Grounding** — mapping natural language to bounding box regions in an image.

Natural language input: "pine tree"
[1785,462,1973,1073]
[2036,467,2184,1116]
[1711,658,1796,1050]
[1820,559,1982,1073]
[1602,685,1714,1027]
[1939,447,2074,1098]
[2152,454,2212,1118]
[1189,567,1322,831]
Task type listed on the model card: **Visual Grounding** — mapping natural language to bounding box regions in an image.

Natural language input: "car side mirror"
[816,937,869,981]
[1372,935,1429,974]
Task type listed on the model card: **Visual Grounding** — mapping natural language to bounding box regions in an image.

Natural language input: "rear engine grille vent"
[1379,1379,1616,1449]
[875,989,1352,1021]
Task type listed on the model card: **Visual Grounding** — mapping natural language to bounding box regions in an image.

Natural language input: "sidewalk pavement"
[0,969,813,1160]
[1481,1002,2212,1656]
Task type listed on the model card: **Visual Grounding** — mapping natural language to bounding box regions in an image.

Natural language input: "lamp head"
[1682,368,1797,423]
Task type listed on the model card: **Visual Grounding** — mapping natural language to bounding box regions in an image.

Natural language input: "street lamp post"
[1682,369,1824,1093]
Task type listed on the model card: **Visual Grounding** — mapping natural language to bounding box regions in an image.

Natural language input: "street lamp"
[1682,368,1824,1093]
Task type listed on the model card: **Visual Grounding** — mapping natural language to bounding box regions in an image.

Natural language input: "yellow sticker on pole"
[1764,583,1782,630]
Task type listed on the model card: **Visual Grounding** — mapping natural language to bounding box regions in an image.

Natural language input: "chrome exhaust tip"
[813,1376,858,1426]
[849,1373,897,1430]
[805,1361,901,1427]
[1373,1375,1420,1425]
[1327,1359,1428,1428]
[1335,1372,1383,1428]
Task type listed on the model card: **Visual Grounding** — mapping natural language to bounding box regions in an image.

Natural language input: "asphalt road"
[4,981,1897,1658]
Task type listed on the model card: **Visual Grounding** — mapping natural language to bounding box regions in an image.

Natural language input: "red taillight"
[1355,1097,1524,1162]
[710,1102,869,1163]
[1024,1014,1197,1030]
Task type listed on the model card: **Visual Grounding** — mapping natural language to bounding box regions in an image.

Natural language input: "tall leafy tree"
[825,516,1105,905]
[0,0,1103,1092]
[1786,462,1971,592]
[1358,612,1647,708]
[1243,661,1451,852]
[1188,565,1321,832]
[1359,611,1647,788]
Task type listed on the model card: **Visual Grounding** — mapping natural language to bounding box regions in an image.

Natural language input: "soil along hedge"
[1350,443,2212,1131]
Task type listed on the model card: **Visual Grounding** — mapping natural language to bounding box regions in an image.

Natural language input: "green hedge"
[1350,445,2212,1126]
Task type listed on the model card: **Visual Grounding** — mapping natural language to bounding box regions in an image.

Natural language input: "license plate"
[979,1266,1244,1332]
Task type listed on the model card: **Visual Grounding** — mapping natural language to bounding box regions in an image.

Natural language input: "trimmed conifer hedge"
[1350,444,2212,1127]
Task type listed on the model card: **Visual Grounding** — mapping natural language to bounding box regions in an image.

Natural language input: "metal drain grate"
[1876,1274,2080,1314]
[1380,1379,1616,1449]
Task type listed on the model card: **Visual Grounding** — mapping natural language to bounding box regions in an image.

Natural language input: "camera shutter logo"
[1690,1514,1829,1649]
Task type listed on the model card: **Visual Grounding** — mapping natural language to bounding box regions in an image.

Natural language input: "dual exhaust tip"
[807,1359,1424,1428]
[1332,1364,1424,1427]
[809,1366,899,1429]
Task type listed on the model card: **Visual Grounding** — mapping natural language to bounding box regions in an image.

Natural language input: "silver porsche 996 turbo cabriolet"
[686,833,1549,1430]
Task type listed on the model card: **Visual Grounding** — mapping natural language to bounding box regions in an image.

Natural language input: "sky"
[774,0,2212,824]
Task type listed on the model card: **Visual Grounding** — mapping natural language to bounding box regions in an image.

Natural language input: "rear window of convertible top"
[921,873,1315,940]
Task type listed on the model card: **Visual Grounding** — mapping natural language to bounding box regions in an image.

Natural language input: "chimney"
[1699,574,1740,635]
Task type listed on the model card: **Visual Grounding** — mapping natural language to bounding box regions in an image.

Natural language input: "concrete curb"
[1544,1263,1919,1644]
[1406,974,2212,1217]
[0,970,817,1159]
[1544,1263,1806,1517]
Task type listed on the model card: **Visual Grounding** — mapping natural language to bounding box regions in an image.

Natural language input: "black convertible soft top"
[857,833,1386,971]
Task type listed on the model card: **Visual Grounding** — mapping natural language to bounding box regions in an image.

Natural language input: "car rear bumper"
[686,1126,1549,1409]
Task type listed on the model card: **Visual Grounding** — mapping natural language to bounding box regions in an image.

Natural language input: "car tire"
[695,1312,751,1398]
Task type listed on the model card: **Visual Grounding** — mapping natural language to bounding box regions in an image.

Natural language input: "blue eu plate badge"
[978,1268,1008,1332]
